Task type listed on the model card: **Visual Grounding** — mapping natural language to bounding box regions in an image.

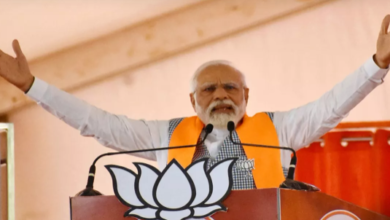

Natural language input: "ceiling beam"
[0,0,332,115]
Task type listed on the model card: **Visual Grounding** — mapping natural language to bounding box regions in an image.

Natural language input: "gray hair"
[191,60,247,92]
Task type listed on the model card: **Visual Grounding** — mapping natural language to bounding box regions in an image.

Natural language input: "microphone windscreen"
[227,121,235,131]
[205,124,214,133]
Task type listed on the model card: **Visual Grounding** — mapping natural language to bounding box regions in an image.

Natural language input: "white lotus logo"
[321,210,360,220]
[106,158,237,220]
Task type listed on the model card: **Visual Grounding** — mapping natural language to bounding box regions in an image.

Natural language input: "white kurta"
[26,57,388,170]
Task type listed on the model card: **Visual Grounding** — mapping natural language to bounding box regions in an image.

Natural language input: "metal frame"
[0,123,14,220]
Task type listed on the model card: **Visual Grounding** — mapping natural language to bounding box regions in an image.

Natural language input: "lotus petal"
[155,160,194,209]
[205,158,236,205]
[126,207,158,219]
[324,214,358,220]
[105,165,144,207]
[186,159,211,206]
[135,163,160,208]
[159,209,192,220]
[193,205,225,218]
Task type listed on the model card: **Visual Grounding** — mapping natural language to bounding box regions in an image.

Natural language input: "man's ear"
[244,88,249,105]
[190,93,196,111]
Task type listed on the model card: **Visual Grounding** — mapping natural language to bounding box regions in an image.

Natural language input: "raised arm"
[274,15,390,151]
[0,40,164,161]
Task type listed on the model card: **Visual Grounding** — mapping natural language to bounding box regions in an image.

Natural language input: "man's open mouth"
[211,104,234,113]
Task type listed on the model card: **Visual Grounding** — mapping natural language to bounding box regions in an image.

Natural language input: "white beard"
[195,99,246,129]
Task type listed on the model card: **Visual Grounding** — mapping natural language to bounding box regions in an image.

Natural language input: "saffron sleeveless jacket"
[167,113,285,188]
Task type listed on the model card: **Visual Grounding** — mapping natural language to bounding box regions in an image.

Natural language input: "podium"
[70,188,390,220]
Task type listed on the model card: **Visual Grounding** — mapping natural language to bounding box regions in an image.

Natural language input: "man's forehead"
[191,60,247,92]
[197,64,243,82]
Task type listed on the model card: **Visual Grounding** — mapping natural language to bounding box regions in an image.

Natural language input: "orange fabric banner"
[295,129,390,217]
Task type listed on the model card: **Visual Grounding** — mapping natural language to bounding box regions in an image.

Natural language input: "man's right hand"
[0,39,34,92]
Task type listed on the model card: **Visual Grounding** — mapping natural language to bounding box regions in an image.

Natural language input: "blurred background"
[0,0,390,219]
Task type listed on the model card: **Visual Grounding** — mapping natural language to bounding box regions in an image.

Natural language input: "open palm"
[375,15,390,68]
[0,40,34,92]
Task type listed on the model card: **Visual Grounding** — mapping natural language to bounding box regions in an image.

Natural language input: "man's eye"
[204,87,215,91]
[225,85,236,90]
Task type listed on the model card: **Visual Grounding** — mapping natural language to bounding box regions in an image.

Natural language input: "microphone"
[76,124,214,196]
[227,121,319,191]
[227,121,297,179]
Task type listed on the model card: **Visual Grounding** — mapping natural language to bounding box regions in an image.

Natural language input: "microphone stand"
[76,124,214,196]
[227,121,319,191]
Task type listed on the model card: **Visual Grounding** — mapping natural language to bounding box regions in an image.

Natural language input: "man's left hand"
[375,14,390,69]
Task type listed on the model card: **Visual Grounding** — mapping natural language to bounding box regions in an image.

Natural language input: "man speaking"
[0,15,389,190]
